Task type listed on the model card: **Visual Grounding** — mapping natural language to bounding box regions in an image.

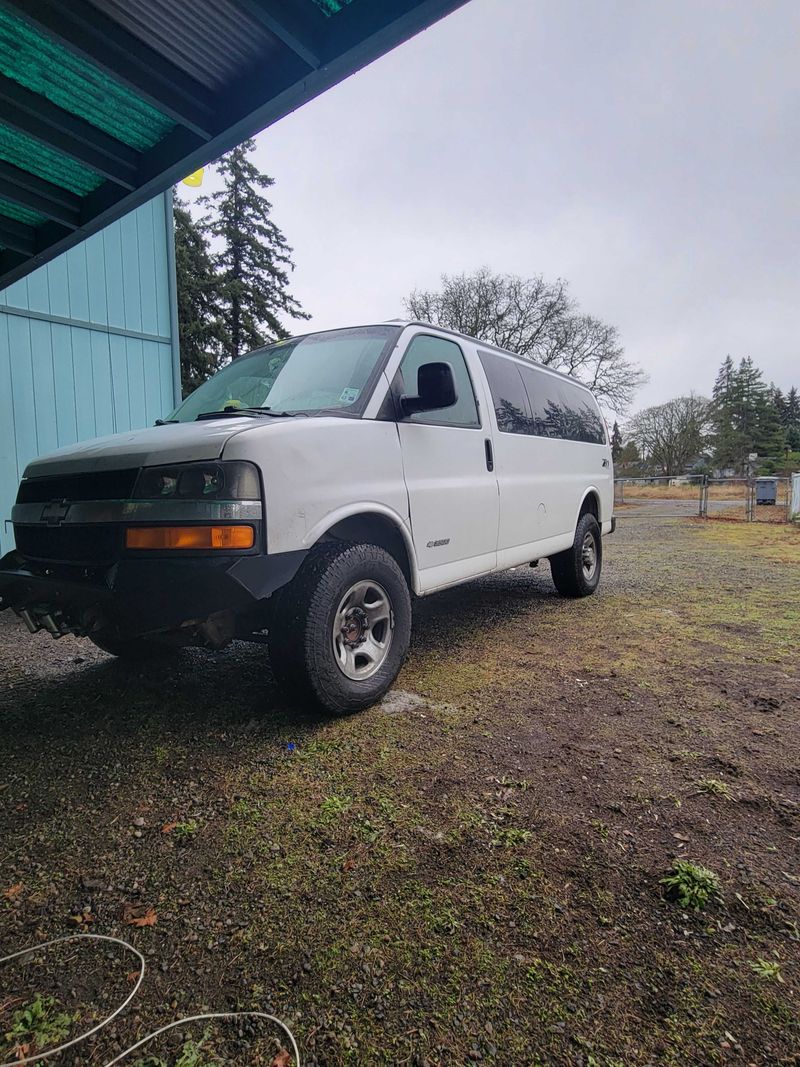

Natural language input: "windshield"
[169,325,400,422]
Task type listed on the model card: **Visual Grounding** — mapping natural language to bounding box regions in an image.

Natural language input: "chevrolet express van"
[0,322,614,713]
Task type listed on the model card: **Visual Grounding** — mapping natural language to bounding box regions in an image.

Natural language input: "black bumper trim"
[0,548,307,637]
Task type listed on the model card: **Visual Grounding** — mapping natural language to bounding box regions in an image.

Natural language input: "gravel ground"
[1,516,799,1066]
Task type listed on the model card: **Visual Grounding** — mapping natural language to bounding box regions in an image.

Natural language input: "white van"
[0,322,614,713]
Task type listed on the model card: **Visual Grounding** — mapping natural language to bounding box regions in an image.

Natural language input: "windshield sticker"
[339,387,360,404]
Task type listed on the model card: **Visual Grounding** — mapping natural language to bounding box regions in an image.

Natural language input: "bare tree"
[626,395,712,476]
[404,267,646,411]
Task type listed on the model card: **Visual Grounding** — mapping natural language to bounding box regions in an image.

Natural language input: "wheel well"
[579,492,600,521]
[321,514,413,588]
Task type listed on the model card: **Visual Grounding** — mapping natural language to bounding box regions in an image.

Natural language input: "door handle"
[602,459,609,468]
[485,439,494,472]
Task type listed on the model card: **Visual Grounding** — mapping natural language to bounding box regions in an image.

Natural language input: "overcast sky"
[180,0,799,414]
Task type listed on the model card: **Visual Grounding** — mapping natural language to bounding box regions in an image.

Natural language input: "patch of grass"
[493,827,532,848]
[750,958,784,983]
[171,819,199,838]
[661,860,723,911]
[354,814,381,843]
[697,777,733,799]
[319,793,352,823]
[2,994,78,1059]
[133,1028,222,1067]
[513,857,534,879]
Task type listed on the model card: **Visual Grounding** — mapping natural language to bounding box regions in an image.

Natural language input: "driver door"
[391,333,499,591]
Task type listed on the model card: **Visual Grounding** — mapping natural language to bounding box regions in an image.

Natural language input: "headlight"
[132,461,260,501]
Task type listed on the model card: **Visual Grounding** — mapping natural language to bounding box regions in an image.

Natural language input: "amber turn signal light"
[126,525,255,550]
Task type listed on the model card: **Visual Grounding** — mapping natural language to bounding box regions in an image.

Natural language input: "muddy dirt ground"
[1,517,798,1066]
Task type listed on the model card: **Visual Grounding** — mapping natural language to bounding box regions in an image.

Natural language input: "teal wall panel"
[0,192,178,554]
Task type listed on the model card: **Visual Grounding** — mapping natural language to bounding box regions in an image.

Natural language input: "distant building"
[0,194,179,555]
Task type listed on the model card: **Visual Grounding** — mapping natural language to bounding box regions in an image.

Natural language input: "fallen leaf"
[3,882,23,901]
[672,833,690,842]
[270,1050,292,1067]
[122,903,157,927]
[161,822,178,835]
[126,970,140,983]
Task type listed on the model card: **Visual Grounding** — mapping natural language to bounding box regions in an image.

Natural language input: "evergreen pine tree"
[773,387,786,425]
[753,384,786,459]
[711,355,745,470]
[200,140,308,359]
[783,386,800,451]
[173,195,226,394]
[733,356,764,452]
[610,420,623,462]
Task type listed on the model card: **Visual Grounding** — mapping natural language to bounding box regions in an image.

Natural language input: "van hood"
[22,418,274,479]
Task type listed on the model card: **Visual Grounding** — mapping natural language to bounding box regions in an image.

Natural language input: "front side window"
[395,334,480,428]
[169,326,400,421]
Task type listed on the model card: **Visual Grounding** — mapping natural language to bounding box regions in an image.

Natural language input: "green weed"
[750,959,784,983]
[171,819,199,838]
[3,994,78,1059]
[697,778,733,800]
[660,861,722,911]
[319,794,352,823]
[493,827,532,848]
[133,1028,221,1066]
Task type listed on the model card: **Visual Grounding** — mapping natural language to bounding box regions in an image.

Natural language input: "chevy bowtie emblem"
[41,499,70,525]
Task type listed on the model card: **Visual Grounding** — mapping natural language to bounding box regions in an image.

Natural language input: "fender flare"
[574,486,602,530]
[303,503,421,593]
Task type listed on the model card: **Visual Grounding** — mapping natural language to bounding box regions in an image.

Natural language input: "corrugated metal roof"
[87,0,280,93]
[0,0,470,289]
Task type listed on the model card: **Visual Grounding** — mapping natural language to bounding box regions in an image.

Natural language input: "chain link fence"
[614,475,797,524]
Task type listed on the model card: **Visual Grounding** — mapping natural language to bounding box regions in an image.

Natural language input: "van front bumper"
[0,548,307,640]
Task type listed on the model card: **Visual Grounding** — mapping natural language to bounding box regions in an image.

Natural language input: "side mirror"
[400,361,457,417]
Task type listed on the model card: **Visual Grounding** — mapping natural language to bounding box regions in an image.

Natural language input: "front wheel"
[549,513,602,598]
[268,542,412,715]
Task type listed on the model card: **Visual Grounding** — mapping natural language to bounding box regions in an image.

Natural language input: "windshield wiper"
[195,406,302,421]
[155,418,178,425]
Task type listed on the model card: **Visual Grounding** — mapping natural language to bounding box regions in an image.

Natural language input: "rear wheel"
[268,541,411,715]
[550,512,602,598]
[89,630,178,661]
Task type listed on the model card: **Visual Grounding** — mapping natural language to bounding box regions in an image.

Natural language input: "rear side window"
[478,351,531,434]
[520,366,605,444]
[480,349,606,444]
[396,334,480,427]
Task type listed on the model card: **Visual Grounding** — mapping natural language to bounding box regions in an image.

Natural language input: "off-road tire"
[550,512,602,598]
[89,630,178,660]
[268,541,412,715]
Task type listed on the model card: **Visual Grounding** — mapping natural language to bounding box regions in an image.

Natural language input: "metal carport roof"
[0,0,468,290]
